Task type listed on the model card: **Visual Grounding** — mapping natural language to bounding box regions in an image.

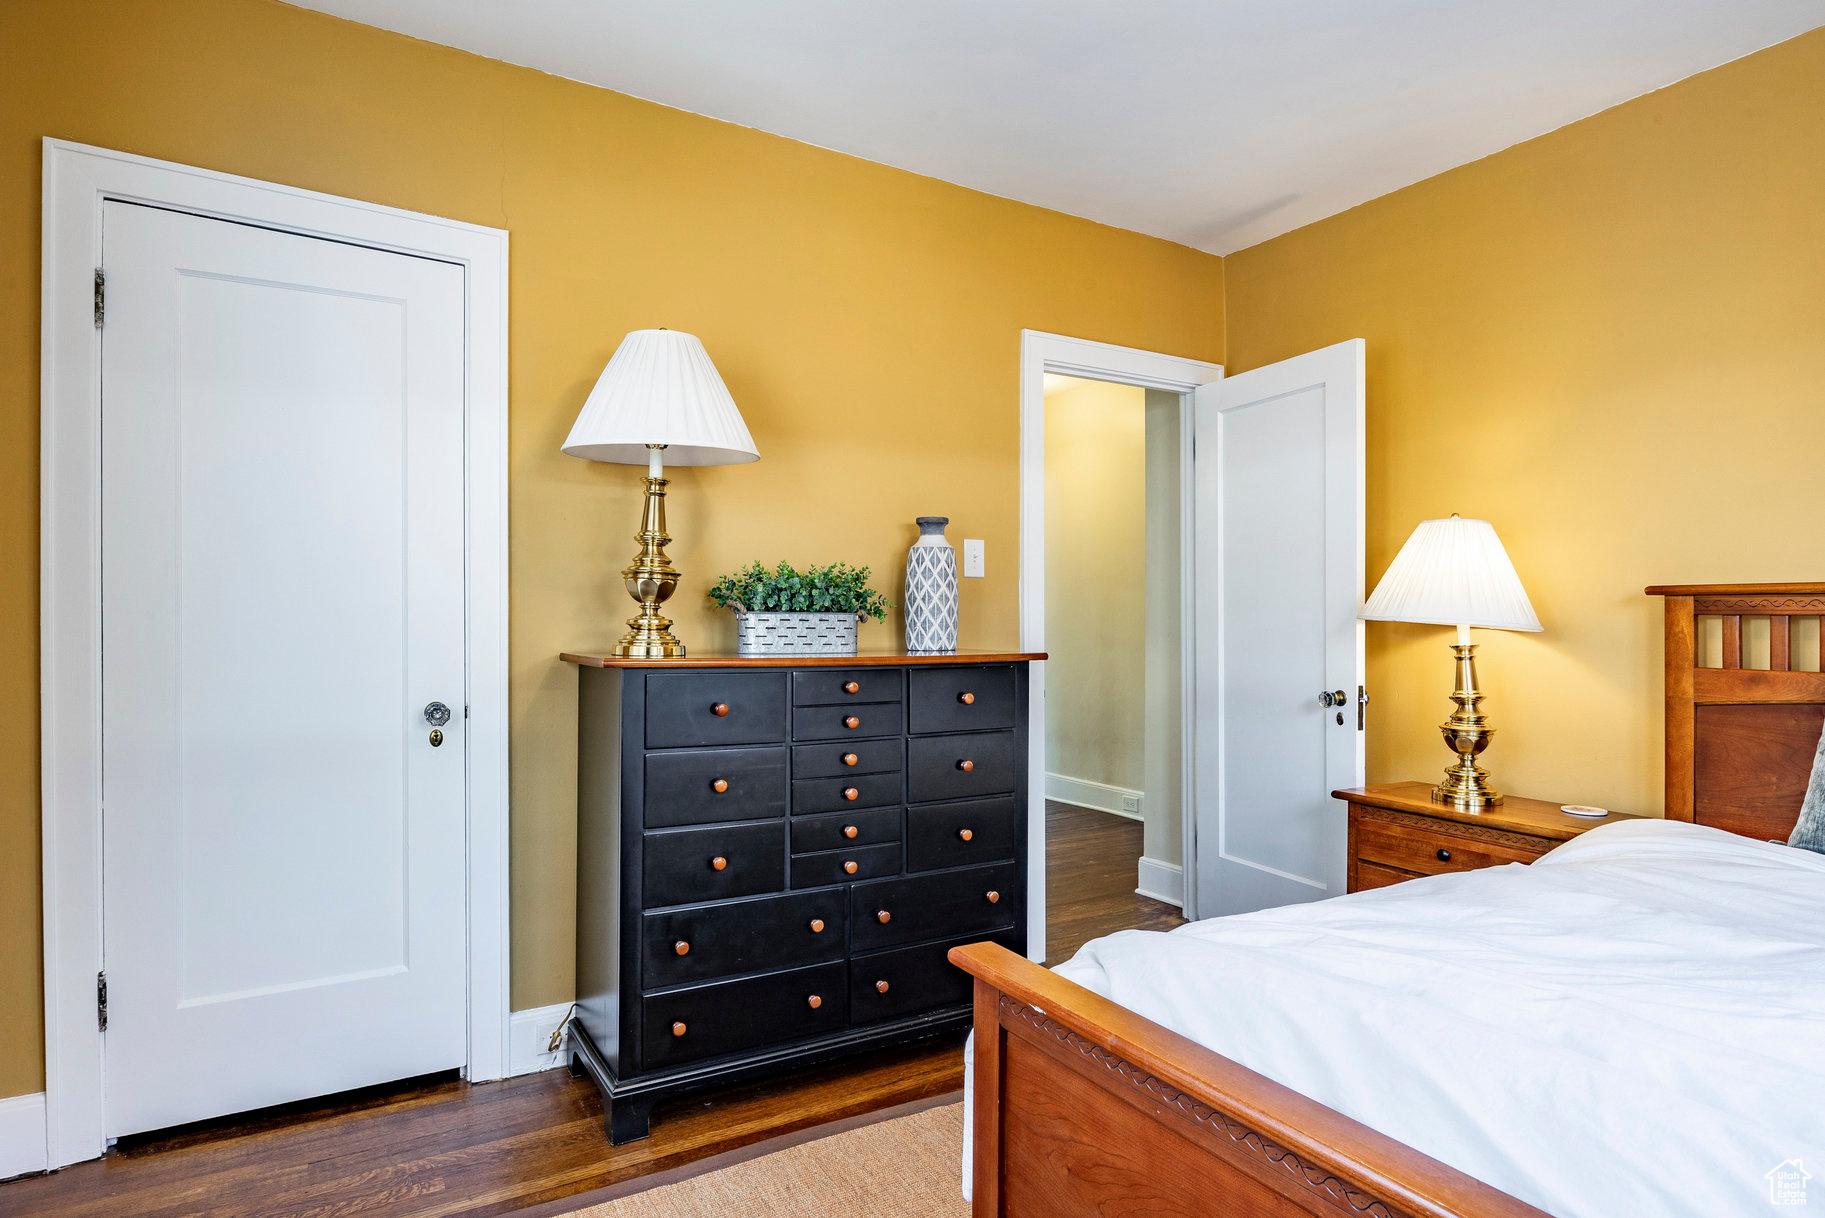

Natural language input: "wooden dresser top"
[560,649,1046,669]
[1333,781,1644,841]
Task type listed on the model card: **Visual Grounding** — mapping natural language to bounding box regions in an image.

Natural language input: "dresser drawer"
[792,669,903,706]
[1353,860,1419,891]
[790,807,901,853]
[907,666,1015,734]
[906,797,1018,871]
[641,891,845,990]
[644,746,787,827]
[1354,815,1547,878]
[791,738,904,780]
[792,772,901,815]
[906,731,1017,803]
[645,672,787,748]
[848,934,1009,1025]
[643,821,785,907]
[791,842,902,888]
[792,701,903,741]
[642,961,847,1068]
[850,862,1017,952]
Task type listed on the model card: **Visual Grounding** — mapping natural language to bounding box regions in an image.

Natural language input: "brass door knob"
[809,918,825,933]
[671,1021,687,1037]
[843,825,859,838]
[958,828,973,841]
[843,681,860,694]
[957,759,974,772]
[843,860,858,875]
[843,715,860,729]
[711,702,730,717]
[841,752,858,766]
[985,890,1000,903]
[876,909,891,924]
[843,787,860,801]
[875,980,890,994]
[674,940,690,956]
[958,691,975,705]
[710,856,727,871]
[807,995,823,1009]
[711,778,729,794]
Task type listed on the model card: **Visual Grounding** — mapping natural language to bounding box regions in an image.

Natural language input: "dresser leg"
[567,1050,584,1079]
[608,1094,654,1145]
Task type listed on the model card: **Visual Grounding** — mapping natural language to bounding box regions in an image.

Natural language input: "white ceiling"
[292,0,1822,254]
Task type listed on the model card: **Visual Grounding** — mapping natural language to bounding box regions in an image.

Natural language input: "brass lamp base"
[610,469,686,658]
[1433,641,1503,808]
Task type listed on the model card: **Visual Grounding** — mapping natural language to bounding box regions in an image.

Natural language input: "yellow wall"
[1043,378,1148,793]
[1225,28,1825,817]
[0,0,1226,1098]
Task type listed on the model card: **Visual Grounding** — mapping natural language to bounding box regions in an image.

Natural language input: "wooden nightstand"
[1332,782,1642,892]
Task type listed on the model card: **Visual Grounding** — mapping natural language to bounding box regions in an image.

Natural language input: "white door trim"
[1018,330,1223,957]
[39,138,510,1169]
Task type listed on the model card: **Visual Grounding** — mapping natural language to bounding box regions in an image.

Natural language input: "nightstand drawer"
[1355,816,1547,877]
[1353,860,1420,891]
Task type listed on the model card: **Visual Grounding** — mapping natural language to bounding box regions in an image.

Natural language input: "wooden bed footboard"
[949,942,1548,1218]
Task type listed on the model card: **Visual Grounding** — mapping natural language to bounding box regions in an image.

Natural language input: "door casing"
[40,139,510,1168]
[1018,330,1224,950]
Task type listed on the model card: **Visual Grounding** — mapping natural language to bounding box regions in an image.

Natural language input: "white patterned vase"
[903,516,959,653]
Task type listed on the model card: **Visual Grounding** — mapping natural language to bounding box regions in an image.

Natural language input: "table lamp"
[1361,514,1541,808]
[563,329,759,657]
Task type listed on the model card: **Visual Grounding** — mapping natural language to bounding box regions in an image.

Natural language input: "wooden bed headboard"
[1649,583,1825,840]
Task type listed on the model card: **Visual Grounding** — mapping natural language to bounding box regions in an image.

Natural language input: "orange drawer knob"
[711,702,729,717]
[876,909,891,924]
[674,940,690,956]
[985,890,1000,903]
[710,856,727,871]
[959,691,975,705]
[843,681,860,694]
[875,980,890,994]
[843,825,859,839]
[957,759,974,773]
[958,828,973,842]
[842,752,859,766]
[711,778,729,794]
[843,787,860,801]
[844,715,860,729]
[807,994,823,1009]
[671,1021,687,1037]
[843,860,859,875]
[809,918,825,933]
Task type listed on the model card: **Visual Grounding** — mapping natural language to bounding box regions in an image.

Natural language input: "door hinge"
[93,268,105,328]
[97,970,108,1031]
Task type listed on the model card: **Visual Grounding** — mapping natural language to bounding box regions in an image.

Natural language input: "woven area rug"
[542,1098,968,1218]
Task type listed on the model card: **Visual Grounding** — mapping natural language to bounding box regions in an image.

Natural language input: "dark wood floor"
[2,803,1182,1218]
[1044,800,1186,965]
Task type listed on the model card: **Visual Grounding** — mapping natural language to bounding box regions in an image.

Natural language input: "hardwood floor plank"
[2,801,1183,1218]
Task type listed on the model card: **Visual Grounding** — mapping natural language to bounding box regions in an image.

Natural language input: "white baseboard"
[1045,772,1142,820]
[509,1002,577,1077]
[0,1092,47,1182]
[1136,856,1184,908]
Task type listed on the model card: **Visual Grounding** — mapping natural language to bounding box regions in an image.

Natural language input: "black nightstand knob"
[1436,848,1452,862]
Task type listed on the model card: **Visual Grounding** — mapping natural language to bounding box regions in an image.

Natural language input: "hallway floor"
[1043,800,1186,966]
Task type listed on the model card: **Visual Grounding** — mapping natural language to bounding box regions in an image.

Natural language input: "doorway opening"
[1040,373,1187,963]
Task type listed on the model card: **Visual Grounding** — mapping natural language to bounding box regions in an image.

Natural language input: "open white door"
[1192,339,1364,918]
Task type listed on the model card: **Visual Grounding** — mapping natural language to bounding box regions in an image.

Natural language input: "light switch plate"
[962,538,985,578]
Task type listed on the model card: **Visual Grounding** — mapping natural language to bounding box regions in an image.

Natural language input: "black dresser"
[563,651,1039,1143]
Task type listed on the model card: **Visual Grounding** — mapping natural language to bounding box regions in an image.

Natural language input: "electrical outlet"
[1121,794,1140,815]
[962,538,985,578]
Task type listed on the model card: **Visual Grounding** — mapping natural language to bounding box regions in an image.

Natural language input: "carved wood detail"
[1001,996,1403,1218]
[1354,807,1551,854]
[1694,597,1825,614]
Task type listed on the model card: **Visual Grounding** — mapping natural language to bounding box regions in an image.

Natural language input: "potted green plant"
[707,561,894,656]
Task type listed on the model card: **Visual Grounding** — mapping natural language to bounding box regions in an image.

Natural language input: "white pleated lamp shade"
[1362,515,1542,631]
[562,329,760,466]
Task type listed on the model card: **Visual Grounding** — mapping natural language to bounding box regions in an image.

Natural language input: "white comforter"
[966,820,1825,1217]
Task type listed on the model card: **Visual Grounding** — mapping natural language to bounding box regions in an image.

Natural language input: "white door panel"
[101,202,467,1136]
[1193,340,1364,918]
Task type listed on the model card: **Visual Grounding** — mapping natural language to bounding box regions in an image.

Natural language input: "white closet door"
[100,201,468,1136]
[1192,339,1365,918]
